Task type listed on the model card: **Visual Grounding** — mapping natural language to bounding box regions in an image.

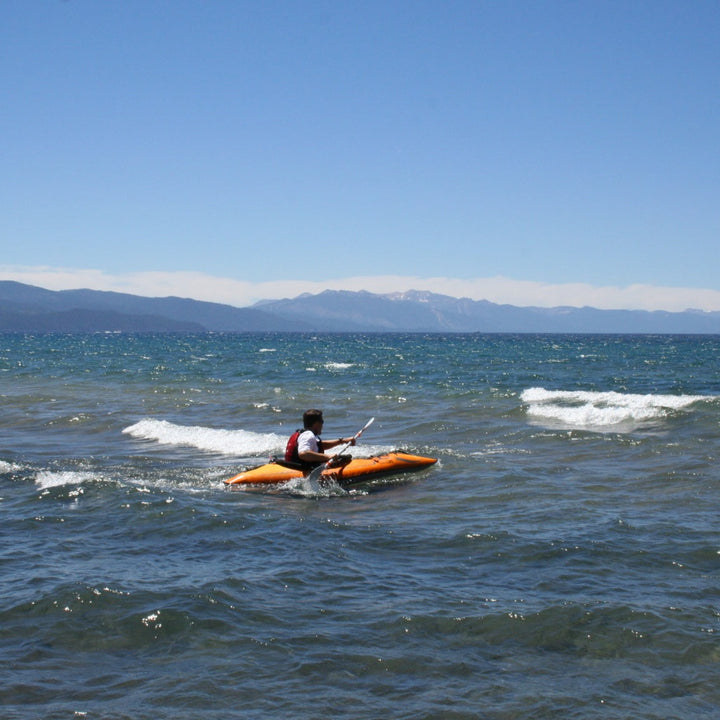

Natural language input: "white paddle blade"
[356,417,374,438]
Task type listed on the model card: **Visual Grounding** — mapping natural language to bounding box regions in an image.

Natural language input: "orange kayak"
[224,452,437,486]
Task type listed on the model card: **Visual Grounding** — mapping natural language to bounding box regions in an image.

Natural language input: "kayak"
[224,452,437,487]
[224,451,437,487]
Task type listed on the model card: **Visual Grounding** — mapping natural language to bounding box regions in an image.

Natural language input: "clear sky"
[2,0,719,311]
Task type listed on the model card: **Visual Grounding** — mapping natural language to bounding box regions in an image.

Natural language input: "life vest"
[285,429,323,464]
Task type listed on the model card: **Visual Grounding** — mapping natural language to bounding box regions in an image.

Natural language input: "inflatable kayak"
[224,452,437,487]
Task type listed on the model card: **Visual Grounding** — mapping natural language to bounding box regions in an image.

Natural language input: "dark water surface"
[2,333,719,719]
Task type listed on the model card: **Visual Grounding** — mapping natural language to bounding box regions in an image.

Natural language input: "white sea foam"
[35,470,94,490]
[343,442,394,458]
[278,475,348,498]
[325,362,354,370]
[521,387,712,430]
[0,460,21,473]
[122,419,285,457]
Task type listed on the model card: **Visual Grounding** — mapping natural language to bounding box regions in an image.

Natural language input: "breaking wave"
[521,387,713,430]
[122,419,285,457]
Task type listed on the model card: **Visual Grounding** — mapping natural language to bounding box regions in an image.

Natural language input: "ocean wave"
[121,419,395,466]
[0,460,22,474]
[34,470,95,491]
[521,387,713,430]
[122,419,285,457]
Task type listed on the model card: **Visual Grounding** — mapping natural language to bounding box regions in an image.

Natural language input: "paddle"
[306,417,375,486]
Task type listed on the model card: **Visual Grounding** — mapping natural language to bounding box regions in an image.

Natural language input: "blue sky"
[2,0,719,310]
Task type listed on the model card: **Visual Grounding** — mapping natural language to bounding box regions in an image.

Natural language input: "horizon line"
[1,266,720,313]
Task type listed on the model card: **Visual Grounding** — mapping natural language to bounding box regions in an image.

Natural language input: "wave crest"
[122,419,285,457]
[521,387,712,430]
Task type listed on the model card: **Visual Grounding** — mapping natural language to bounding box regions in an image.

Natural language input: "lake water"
[2,332,719,719]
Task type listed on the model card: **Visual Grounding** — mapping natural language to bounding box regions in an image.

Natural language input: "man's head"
[303,409,324,430]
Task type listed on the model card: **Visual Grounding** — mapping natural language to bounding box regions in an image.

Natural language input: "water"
[2,332,719,719]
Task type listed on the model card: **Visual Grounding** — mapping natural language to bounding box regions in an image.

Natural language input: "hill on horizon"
[1,281,719,334]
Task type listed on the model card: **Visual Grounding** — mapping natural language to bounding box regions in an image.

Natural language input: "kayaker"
[286,409,355,468]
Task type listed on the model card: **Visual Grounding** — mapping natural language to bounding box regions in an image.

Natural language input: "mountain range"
[1,281,719,334]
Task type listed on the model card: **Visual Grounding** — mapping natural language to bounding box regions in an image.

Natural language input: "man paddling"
[285,409,355,469]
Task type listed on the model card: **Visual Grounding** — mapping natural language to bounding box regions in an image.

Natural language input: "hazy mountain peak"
[1,281,718,334]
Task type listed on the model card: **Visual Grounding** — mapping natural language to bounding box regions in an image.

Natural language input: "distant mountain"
[0,281,304,332]
[1,281,719,333]
[254,289,720,334]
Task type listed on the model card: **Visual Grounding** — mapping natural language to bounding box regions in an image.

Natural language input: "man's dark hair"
[303,409,324,429]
